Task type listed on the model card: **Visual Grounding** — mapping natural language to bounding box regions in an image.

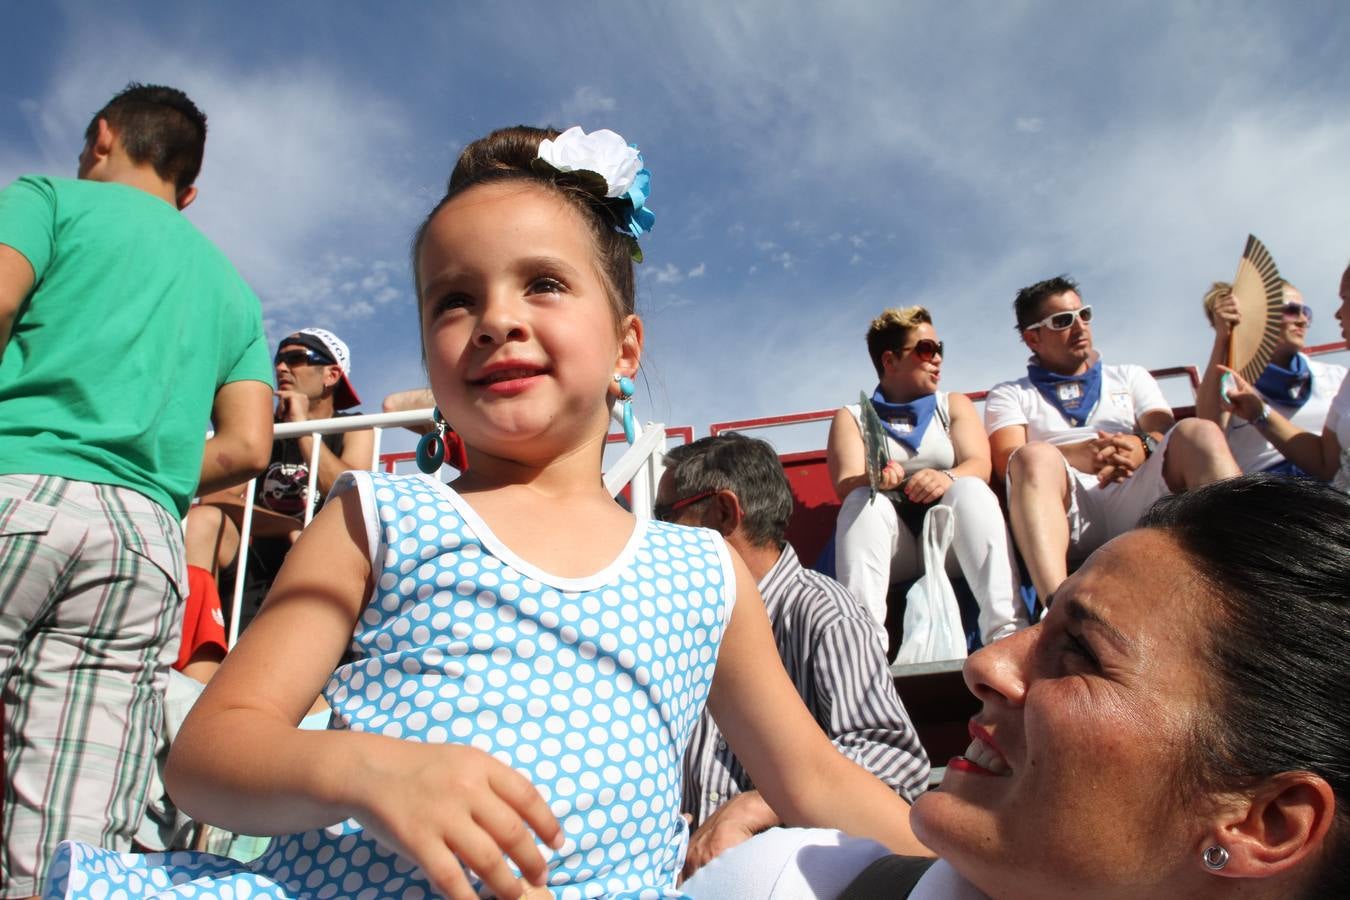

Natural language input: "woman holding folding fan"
[1216,263,1350,491]
[826,306,1027,650]
[1196,278,1346,477]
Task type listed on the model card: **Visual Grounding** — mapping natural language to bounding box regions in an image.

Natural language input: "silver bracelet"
[942,470,957,482]
[1252,402,1272,430]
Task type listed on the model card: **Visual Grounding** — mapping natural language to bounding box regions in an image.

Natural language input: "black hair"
[85,83,207,192]
[1013,274,1079,331]
[663,433,794,549]
[1139,475,1350,896]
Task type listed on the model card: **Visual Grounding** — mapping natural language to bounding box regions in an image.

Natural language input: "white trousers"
[834,477,1026,645]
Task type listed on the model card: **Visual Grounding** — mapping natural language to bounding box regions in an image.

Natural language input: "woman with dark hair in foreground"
[685,474,1349,899]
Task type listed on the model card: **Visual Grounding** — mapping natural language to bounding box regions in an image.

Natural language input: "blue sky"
[5,1,1349,454]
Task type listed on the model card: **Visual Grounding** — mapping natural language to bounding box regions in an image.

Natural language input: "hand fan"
[1227,234,1284,383]
[858,391,891,503]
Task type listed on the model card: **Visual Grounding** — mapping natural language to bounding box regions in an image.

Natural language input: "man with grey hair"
[656,433,930,877]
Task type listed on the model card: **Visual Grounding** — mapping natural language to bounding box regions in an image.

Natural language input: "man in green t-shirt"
[0,83,274,896]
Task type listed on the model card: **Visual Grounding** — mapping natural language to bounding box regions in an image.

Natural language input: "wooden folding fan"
[1227,234,1285,383]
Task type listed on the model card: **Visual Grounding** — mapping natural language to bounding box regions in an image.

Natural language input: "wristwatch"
[1134,430,1159,459]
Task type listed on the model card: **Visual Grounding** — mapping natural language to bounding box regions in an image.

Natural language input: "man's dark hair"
[1013,274,1079,331]
[1139,475,1350,897]
[85,82,207,192]
[663,433,794,549]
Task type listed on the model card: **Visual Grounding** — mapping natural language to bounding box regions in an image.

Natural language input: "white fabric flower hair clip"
[533,126,654,261]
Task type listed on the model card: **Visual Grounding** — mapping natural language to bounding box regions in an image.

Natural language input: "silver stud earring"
[1202,845,1229,871]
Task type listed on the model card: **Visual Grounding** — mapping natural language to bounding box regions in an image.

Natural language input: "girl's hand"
[878,460,905,492]
[1216,365,1264,421]
[901,468,952,504]
[352,740,563,900]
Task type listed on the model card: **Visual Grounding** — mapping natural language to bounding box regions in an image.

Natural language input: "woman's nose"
[963,623,1037,709]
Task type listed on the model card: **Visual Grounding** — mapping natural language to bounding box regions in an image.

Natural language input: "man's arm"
[808,613,931,799]
[0,244,35,360]
[295,425,375,497]
[199,380,274,495]
[383,388,437,436]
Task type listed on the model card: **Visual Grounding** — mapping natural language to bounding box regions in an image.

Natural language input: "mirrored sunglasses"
[1026,305,1093,331]
[1282,302,1312,323]
[653,489,717,523]
[275,349,334,368]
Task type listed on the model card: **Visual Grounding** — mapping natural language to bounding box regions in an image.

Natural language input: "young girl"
[46,126,926,900]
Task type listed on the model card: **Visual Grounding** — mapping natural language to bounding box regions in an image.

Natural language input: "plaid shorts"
[0,474,185,897]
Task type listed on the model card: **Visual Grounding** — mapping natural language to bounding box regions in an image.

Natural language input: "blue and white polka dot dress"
[45,471,736,899]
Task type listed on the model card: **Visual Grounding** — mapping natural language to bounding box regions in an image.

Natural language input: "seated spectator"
[986,275,1239,601]
[657,433,930,877]
[185,327,372,628]
[685,475,1350,899]
[827,306,1026,645]
[1220,260,1350,492]
[1196,278,1346,476]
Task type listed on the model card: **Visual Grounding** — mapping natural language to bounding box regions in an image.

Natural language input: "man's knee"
[1166,418,1236,468]
[1007,442,1066,488]
[185,504,239,570]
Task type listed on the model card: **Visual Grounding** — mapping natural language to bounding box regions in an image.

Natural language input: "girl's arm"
[706,550,931,857]
[827,406,902,500]
[165,489,561,900]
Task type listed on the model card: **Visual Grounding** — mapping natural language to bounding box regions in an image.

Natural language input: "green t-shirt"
[0,175,272,517]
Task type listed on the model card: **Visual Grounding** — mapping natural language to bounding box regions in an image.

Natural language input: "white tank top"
[846,391,956,476]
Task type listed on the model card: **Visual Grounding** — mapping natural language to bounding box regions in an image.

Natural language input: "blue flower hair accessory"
[534,126,655,262]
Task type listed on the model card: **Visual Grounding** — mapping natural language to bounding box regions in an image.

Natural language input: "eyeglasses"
[901,338,944,362]
[1025,305,1093,332]
[653,489,718,523]
[275,349,334,368]
[1282,302,1312,323]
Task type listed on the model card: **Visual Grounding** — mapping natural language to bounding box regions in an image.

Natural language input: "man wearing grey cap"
[185,327,373,628]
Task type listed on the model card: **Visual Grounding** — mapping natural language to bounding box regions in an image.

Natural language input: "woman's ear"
[1202,772,1336,881]
[615,314,643,378]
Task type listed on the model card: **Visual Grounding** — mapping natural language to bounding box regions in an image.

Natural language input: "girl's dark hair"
[1139,475,1350,895]
[411,125,637,326]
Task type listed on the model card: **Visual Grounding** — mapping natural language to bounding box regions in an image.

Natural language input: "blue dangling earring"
[416,408,447,474]
[615,374,636,444]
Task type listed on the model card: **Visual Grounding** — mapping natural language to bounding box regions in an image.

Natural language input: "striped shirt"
[681,544,930,828]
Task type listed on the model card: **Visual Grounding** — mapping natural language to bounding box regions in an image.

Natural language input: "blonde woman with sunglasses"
[827,306,1028,652]
[1195,279,1346,476]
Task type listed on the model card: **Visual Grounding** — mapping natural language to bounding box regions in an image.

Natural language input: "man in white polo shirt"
[985,275,1239,602]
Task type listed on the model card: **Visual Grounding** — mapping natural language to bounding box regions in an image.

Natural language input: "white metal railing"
[219,405,668,646]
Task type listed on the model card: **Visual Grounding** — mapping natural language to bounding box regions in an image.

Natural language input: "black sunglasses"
[275,349,334,368]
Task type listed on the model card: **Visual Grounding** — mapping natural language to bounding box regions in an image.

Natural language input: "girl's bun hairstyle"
[413,125,637,323]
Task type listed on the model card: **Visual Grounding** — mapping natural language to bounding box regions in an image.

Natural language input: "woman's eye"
[1062,632,1099,668]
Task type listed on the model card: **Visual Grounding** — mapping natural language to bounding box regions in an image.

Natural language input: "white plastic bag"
[893,504,968,665]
